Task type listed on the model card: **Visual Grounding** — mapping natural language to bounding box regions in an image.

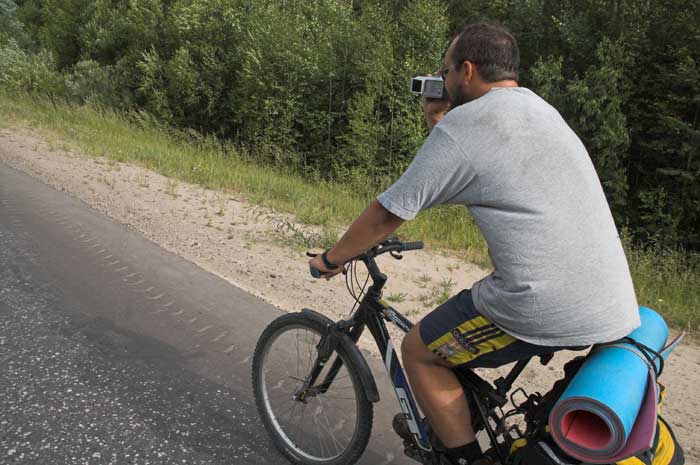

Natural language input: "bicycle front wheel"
[252,312,373,465]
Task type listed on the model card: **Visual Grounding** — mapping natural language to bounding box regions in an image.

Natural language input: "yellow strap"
[657,382,666,413]
[616,419,676,465]
[617,456,645,465]
[652,420,675,465]
[509,438,527,455]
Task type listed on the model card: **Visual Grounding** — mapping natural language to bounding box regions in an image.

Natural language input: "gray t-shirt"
[377,87,640,346]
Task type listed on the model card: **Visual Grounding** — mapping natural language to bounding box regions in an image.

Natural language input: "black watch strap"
[321,249,340,270]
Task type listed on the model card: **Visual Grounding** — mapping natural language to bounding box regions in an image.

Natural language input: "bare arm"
[423,97,450,130]
[310,199,405,277]
[422,72,451,131]
[328,199,405,263]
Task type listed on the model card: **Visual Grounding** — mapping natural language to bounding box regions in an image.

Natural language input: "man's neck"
[486,80,519,90]
[469,80,519,100]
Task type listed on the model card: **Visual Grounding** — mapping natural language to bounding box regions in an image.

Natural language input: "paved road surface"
[0,164,412,465]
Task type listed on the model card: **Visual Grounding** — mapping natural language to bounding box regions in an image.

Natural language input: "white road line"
[212,332,228,342]
[147,293,164,300]
[197,325,213,333]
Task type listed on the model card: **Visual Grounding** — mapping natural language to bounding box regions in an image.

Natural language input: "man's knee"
[401,325,424,361]
[402,324,450,367]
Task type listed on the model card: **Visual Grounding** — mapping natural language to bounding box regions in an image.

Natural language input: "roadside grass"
[0,92,697,332]
[0,93,487,254]
[626,244,700,332]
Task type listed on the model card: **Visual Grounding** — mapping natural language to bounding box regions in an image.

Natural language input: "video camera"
[409,76,446,99]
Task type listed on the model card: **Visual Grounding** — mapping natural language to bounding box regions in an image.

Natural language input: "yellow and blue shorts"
[419,289,563,368]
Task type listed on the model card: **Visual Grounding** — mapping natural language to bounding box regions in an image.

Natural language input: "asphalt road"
[0,164,411,465]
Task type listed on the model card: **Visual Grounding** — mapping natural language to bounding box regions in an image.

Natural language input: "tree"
[1,0,30,47]
[624,0,700,248]
[6,0,700,250]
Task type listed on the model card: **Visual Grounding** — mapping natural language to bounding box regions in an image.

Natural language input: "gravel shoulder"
[1,127,698,463]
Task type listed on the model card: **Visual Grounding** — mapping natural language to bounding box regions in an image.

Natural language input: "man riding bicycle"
[308,22,640,465]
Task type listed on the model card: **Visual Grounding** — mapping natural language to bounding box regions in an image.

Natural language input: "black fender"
[301,308,380,403]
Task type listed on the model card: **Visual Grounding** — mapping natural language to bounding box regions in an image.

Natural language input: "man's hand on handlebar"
[307,238,424,280]
[308,254,344,280]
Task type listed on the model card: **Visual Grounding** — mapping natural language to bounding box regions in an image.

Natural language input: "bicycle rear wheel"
[252,312,373,465]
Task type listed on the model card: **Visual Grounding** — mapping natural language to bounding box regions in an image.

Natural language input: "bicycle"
[251,237,589,465]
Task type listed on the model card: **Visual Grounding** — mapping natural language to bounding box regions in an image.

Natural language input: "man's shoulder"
[439,87,565,139]
[442,88,543,123]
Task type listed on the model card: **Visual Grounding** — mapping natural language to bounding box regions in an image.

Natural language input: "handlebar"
[310,266,323,278]
[395,241,425,252]
[309,238,424,278]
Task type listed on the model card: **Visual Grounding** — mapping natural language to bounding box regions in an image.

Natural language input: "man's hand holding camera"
[410,73,451,130]
[423,93,451,131]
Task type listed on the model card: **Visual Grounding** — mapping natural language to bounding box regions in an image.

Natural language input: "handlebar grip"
[310,266,323,278]
[403,241,424,251]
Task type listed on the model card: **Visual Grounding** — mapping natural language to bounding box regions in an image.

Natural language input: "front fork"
[293,312,435,455]
[293,320,364,401]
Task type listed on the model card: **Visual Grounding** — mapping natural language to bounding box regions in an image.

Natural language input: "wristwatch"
[321,249,340,270]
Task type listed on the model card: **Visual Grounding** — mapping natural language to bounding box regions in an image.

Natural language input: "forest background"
[1,0,698,328]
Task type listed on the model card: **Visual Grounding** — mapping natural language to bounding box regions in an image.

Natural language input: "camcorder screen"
[411,79,423,93]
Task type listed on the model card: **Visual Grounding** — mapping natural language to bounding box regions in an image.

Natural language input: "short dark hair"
[450,22,519,82]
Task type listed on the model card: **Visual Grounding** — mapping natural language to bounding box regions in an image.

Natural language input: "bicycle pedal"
[394,414,450,465]
[393,413,415,441]
[402,442,445,465]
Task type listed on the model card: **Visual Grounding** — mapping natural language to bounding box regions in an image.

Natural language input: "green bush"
[65,59,121,107]
[0,40,66,96]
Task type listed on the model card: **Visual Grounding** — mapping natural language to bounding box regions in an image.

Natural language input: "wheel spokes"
[260,325,360,461]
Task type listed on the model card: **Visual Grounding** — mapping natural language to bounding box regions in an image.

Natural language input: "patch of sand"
[1,127,697,463]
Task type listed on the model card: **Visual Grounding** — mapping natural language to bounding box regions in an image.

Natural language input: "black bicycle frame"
[302,253,533,462]
[343,285,435,451]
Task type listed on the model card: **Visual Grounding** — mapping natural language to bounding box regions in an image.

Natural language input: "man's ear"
[464,61,475,83]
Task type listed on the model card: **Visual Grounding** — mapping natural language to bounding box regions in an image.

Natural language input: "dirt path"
[1,127,698,463]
